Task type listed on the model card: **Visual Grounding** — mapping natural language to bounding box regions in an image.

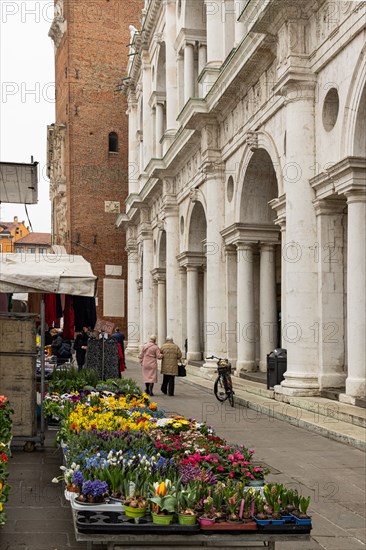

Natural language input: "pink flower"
[229,471,235,478]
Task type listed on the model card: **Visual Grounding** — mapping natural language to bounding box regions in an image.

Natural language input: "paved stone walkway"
[2,357,365,550]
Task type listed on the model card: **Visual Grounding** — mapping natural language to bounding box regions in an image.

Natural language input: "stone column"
[155,102,164,158]
[225,246,237,367]
[125,235,140,354]
[187,266,201,360]
[184,42,195,103]
[157,275,166,347]
[276,80,319,396]
[236,243,255,373]
[345,190,366,397]
[204,0,225,65]
[164,0,178,132]
[278,221,286,347]
[127,97,139,193]
[234,0,248,46]
[141,226,154,343]
[176,53,185,114]
[198,43,207,98]
[179,267,187,355]
[137,277,143,348]
[314,198,346,390]
[259,244,277,371]
[164,196,180,344]
[142,53,152,170]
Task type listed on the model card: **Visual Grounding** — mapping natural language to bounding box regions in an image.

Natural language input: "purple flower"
[82,479,108,497]
[72,470,84,487]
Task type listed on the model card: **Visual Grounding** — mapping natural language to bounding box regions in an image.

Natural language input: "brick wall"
[53,0,143,334]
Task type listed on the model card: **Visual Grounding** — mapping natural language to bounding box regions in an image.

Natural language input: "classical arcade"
[118,0,366,401]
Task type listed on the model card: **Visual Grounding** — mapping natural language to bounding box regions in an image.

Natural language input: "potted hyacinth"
[177,484,198,525]
[198,496,216,526]
[122,471,149,518]
[76,480,108,504]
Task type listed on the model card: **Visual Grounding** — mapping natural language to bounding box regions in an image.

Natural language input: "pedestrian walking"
[160,336,182,396]
[139,334,163,396]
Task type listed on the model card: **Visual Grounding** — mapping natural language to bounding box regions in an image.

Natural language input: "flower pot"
[151,512,174,525]
[124,505,147,519]
[247,479,265,487]
[178,513,197,525]
[198,517,216,526]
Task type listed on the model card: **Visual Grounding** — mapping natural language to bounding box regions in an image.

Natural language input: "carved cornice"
[310,156,366,199]
[221,223,280,246]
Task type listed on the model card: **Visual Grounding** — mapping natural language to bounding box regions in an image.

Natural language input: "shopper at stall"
[50,329,72,364]
[73,326,89,371]
[139,335,163,396]
[160,336,182,397]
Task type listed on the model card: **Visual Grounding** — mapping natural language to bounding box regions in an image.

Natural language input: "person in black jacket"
[50,329,72,365]
[73,326,89,371]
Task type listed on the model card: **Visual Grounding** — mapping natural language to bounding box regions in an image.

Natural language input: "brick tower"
[48,0,142,332]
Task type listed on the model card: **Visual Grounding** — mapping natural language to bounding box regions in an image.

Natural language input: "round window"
[322,88,339,132]
[227,176,234,202]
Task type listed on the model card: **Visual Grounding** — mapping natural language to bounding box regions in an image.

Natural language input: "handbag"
[177,362,186,377]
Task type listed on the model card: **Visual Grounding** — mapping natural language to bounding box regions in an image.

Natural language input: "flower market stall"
[47,373,312,549]
[0,252,97,450]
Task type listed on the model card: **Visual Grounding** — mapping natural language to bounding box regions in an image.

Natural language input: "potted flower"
[148,479,178,525]
[123,474,148,519]
[290,495,311,525]
[76,479,108,504]
[212,482,226,522]
[198,495,216,526]
[245,464,269,487]
[52,463,81,497]
[177,483,198,525]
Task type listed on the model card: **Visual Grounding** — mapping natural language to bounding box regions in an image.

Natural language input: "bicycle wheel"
[225,375,235,407]
[214,375,227,402]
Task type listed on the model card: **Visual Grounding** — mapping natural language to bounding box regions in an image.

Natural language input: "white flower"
[52,477,59,483]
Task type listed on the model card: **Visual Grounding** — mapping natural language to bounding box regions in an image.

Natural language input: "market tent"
[0,253,97,297]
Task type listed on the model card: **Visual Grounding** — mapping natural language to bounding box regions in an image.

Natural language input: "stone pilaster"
[164,0,179,133]
[152,268,166,347]
[225,245,237,367]
[184,42,195,103]
[186,265,202,360]
[139,215,154,343]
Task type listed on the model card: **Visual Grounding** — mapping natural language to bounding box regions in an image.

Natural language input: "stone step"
[184,370,366,452]
[186,364,366,429]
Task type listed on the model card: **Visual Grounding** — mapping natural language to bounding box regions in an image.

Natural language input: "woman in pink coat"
[139,335,163,396]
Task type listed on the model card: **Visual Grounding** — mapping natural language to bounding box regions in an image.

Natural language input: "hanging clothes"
[62,295,75,340]
[84,337,120,380]
[73,296,97,331]
[0,293,9,312]
[45,294,57,327]
[27,293,43,315]
[117,342,125,374]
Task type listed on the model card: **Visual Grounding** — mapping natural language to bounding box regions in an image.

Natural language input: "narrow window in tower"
[109,132,118,153]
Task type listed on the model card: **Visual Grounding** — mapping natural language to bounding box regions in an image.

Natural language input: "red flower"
[0,453,8,463]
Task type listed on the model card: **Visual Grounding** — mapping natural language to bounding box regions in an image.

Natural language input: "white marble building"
[118,0,366,401]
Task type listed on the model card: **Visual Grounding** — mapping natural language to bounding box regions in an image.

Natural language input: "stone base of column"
[199,65,220,97]
[338,393,358,406]
[236,360,256,375]
[345,377,365,398]
[162,129,178,155]
[200,358,218,380]
[258,360,268,373]
[318,372,346,390]
[274,372,320,397]
[187,351,202,361]
[125,344,140,356]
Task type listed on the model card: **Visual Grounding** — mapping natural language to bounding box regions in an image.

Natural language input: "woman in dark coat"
[73,326,89,371]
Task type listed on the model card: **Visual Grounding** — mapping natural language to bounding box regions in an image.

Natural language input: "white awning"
[0,162,38,204]
[0,253,97,297]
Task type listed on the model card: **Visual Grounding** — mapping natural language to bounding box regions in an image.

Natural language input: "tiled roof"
[16,233,52,246]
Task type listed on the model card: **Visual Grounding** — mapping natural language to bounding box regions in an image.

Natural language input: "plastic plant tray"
[76,511,200,534]
[199,520,257,532]
[289,513,312,525]
[253,516,286,525]
[254,521,312,534]
[71,498,124,513]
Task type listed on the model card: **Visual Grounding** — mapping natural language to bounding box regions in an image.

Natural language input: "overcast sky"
[0,1,55,232]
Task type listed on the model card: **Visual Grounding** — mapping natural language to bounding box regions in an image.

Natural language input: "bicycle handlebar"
[205,355,229,362]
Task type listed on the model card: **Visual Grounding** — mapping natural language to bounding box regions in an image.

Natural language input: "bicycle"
[207,355,235,407]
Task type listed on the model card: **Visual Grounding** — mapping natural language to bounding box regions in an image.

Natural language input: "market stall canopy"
[0,253,97,296]
[0,161,38,204]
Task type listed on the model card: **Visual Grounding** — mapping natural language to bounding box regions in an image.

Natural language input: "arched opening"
[186,202,207,360]
[108,132,118,153]
[238,148,281,373]
[354,83,366,156]
[155,43,167,156]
